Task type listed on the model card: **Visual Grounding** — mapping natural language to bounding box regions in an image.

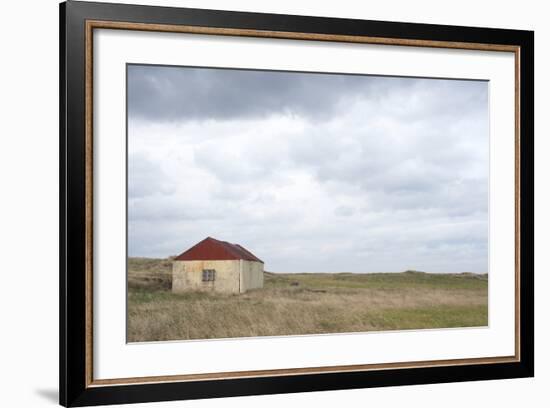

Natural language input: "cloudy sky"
[127,64,489,273]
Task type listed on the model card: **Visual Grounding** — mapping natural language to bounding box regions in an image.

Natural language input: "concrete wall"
[240,260,264,292]
[172,260,240,294]
[172,259,264,294]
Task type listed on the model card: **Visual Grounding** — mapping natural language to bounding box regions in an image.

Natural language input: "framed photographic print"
[59,1,534,406]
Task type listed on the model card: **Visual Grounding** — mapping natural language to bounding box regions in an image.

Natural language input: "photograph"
[126,64,489,343]
[56,2,534,405]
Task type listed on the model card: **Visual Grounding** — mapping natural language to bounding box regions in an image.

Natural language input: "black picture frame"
[60,1,534,406]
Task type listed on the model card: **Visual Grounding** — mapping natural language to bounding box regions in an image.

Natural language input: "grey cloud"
[128,153,174,198]
[128,64,485,123]
[334,205,355,217]
[193,142,272,182]
[128,65,380,121]
[127,65,489,273]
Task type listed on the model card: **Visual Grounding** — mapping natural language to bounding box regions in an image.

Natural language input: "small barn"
[172,237,264,294]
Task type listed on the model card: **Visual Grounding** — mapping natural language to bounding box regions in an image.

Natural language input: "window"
[202,269,216,282]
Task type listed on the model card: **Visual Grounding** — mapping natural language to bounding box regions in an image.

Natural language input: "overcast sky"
[127,64,489,273]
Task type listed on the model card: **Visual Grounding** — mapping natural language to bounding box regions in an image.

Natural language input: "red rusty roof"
[175,237,264,263]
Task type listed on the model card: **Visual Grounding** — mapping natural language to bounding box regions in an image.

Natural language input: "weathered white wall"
[173,259,264,293]
[240,260,264,292]
[172,260,240,293]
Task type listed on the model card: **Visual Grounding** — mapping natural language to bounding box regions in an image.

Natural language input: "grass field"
[127,257,488,342]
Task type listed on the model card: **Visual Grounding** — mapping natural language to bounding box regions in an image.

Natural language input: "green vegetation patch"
[365,304,488,330]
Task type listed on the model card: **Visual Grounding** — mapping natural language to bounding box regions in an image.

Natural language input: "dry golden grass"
[127,257,173,290]
[127,258,488,342]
